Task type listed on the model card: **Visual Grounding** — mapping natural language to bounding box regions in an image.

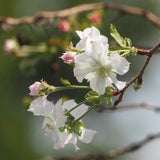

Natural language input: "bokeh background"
[0,0,160,160]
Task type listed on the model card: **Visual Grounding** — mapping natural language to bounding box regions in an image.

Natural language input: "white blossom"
[28,97,96,150]
[74,42,130,95]
[28,96,68,150]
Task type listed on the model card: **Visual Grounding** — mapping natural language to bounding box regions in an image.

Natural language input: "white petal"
[75,37,88,51]
[76,30,84,39]
[28,96,53,117]
[42,117,54,136]
[71,104,89,120]
[62,99,77,111]
[65,134,79,151]
[110,52,130,75]
[52,129,69,150]
[54,99,67,127]
[110,74,126,90]
[89,76,107,95]
[74,54,95,82]
[63,100,89,120]
[79,128,96,144]
[89,26,100,39]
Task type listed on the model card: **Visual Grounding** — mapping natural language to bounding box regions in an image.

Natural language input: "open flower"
[74,42,130,95]
[28,96,68,149]
[28,97,96,150]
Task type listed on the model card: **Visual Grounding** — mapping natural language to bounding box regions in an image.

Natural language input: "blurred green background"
[0,0,160,160]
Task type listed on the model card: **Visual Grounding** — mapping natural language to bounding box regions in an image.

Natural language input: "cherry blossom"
[28,97,96,150]
[74,42,130,95]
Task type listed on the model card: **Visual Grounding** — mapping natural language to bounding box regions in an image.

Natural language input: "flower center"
[97,66,111,77]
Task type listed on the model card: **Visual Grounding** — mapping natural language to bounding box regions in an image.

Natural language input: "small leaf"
[60,77,71,87]
[110,24,132,48]
[133,78,143,91]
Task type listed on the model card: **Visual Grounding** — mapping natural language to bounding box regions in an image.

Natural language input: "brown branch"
[96,102,160,112]
[44,132,160,160]
[0,2,160,30]
[113,43,160,106]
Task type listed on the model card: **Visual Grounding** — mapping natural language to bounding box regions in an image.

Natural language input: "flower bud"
[29,81,44,96]
[58,20,70,32]
[60,51,76,64]
[88,12,102,24]
[4,39,18,54]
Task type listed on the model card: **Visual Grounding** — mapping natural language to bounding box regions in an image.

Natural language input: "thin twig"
[0,2,160,30]
[96,102,160,112]
[113,43,160,106]
[46,132,160,160]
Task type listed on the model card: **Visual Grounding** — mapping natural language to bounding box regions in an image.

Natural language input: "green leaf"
[110,24,132,48]
[60,77,71,87]
[133,78,143,91]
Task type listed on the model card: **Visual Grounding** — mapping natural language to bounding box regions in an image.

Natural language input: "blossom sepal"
[85,87,113,106]
[85,90,102,105]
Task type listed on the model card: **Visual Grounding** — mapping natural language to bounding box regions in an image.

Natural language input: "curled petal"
[79,128,97,144]
[110,52,130,75]
[110,74,126,90]
[65,134,79,151]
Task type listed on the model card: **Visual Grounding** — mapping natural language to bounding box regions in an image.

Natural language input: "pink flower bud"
[60,51,76,64]
[58,20,70,32]
[89,12,101,23]
[4,39,17,54]
[29,81,44,96]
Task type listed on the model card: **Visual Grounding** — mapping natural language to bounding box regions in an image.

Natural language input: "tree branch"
[96,102,160,112]
[113,43,160,106]
[45,132,160,160]
[0,2,160,30]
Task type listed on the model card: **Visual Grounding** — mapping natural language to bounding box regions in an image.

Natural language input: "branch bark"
[45,132,160,160]
[113,43,160,107]
[0,2,160,30]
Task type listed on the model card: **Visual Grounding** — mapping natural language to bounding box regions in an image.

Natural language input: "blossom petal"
[110,52,130,75]
[89,76,107,95]
[54,99,67,127]
[110,74,126,90]
[64,134,79,151]
[74,54,95,82]
[28,96,53,117]
[42,117,54,136]
[63,100,89,120]
[52,129,69,150]
[79,128,96,144]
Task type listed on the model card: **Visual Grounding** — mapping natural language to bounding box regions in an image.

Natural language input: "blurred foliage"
[0,0,160,160]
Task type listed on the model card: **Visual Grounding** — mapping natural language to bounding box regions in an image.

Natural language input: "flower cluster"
[28,95,96,150]
[28,26,131,151]
[61,26,130,95]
